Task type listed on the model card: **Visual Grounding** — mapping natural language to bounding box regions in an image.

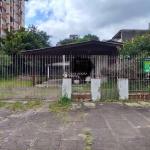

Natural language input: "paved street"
[0,102,150,150]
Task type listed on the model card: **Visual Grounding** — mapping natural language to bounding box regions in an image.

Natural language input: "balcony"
[10,12,14,18]
[2,24,6,30]
[15,3,21,8]
[16,19,21,25]
[10,22,14,28]
[1,2,6,10]
[10,3,13,8]
[1,13,7,21]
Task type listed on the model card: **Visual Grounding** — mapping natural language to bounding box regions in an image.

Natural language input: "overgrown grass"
[101,79,117,89]
[72,84,90,93]
[49,95,74,116]
[0,101,42,111]
[129,79,150,92]
[0,76,32,87]
[0,102,7,108]
[100,99,119,102]
[101,89,118,100]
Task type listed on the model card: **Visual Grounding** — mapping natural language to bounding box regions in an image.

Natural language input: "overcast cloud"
[25,0,150,46]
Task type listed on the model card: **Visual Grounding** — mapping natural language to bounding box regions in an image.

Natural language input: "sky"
[25,0,150,46]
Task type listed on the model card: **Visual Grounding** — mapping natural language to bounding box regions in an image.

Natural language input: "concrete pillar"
[118,78,129,100]
[62,78,72,98]
[63,55,65,74]
[91,78,101,101]
[47,66,49,79]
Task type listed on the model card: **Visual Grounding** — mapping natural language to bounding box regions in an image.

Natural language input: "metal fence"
[0,55,150,100]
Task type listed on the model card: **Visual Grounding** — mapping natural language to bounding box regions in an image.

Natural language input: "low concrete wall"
[118,78,129,100]
[62,78,72,98]
[91,78,101,101]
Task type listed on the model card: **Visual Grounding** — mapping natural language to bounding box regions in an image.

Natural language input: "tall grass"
[0,76,32,87]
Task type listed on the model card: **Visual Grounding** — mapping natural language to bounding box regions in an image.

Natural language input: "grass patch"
[72,84,90,93]
[85,131,93,150]
[0,101,42,111]
[101,79,117,89]
[120,99,134,103]
[129,79,150,92]
[62,119,74,125]
[85,131,91,137]
[0,76,32,88]
[79,115,85,120]
[101,89,118,100]
[100,99,119,102]
[49,95,74,116]
[0,102,7,108]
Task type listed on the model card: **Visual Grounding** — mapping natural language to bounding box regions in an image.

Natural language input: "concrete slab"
[106,119,142,138]
[84,102,96,108]
[139,127,150,140]
[0,102,150,150]
[101,110,124,119]
[85,114,108,129]
[122,114,150,128]
[119,137,150,150]
[134,108,150,120]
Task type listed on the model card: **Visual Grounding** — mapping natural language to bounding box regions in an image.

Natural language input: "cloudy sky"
[25,0,150,46]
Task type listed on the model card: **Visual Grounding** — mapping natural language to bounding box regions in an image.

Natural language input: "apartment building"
[0,0,28,38]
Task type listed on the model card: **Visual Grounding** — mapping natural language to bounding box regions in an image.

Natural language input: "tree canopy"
[60,34,99,45]
[0,25,51,55]
[118,32,150,56]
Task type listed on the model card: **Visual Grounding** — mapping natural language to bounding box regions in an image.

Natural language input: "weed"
[49,95,74,116]
[85,131,93,150]
[4,116,8,118]
[0,76,32,88]
[120,99,133,103]
[72,84,90,93]
[79,115,84,120]
[85,131,91,137]
[0,102,7,108]
[145,103,150,107]
[85,146,92,150]
[1,101,42,111]
[62,119,73,124]
[99,99,118,102]
[86,136,93,146]
[58,95,74,105]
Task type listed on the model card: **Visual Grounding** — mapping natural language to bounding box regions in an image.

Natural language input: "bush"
[101,57,144,79]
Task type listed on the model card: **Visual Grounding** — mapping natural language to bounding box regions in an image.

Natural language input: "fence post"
[91,78,101,101]
[62,78,72,99]
[118,78,129,100]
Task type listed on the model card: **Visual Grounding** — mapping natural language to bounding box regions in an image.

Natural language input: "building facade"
[0,0,27,38]
[112,29,149,42]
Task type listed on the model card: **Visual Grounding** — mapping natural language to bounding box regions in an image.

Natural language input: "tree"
[83,34,99,41]
[0,51,12,75]
[0,25,52,55]
[60,34,99,45]
[118,32,150,56]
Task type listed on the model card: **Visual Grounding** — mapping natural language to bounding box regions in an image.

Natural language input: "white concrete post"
[63,55,65,74]
[47,66,49,79]
[118,78,129,100]
[62,78,72,99]
[91,78,101,101]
